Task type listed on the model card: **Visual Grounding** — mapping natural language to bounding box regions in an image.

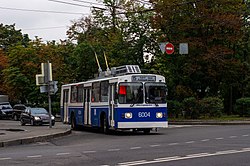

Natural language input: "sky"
[0,0,103,41]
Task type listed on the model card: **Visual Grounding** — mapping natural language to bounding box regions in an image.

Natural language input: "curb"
[169,121,250,125]
[0,129,72,148]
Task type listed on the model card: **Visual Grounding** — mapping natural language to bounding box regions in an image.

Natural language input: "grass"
[169,115,250,121]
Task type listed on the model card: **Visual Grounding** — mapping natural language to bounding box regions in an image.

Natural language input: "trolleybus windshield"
[145,83,166,104]
[118,82,143,104]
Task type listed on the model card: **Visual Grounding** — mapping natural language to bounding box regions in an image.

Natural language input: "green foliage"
[235,98,250,117]
[167,100,183,118]
[182,97,200,119]
[200,97,223,118]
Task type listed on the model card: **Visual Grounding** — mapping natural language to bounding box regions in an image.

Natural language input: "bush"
[200,97,223,117]
[182,97,200,119]
[167,100,183,118]
[235,98,250,117]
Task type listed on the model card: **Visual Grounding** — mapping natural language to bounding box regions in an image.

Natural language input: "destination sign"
[132,75,156,82]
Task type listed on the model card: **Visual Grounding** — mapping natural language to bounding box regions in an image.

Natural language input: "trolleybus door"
[109,84,115,127]
[84,88,91,125]
[63,89,69,123]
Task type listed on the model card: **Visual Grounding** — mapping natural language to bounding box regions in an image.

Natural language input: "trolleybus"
[60,65,168,133]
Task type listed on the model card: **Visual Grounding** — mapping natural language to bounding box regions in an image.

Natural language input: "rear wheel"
[101,113,109,134]
[20,119,25,126]
[71,114,77,130]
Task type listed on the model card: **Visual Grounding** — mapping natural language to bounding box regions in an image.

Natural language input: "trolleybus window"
[92,82,100,102]
[118,82,143,104]
[100,81,109,102]
[145,83,166,104]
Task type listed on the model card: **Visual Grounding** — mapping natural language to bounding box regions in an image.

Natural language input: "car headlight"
[156,112,163,118]
[125,112,132,119]
[34,116,40,120]
[51,116,55,120]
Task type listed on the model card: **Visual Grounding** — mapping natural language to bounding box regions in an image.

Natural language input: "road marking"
[0,157,11,160]
[215,137,224,140]
[118,160,147,165]
[56,153,70,156]
[201,139,210,142]
[108,149,120,152]
[185,141,195,144]
[130,147,141,150]
[117,148,250,166]
[242,135,249,137]
[149,144,160,147]
[27,155,42,158]
[168,143,179,146]
[83,151,96,154]
[229,136,237,138]
[154,156,180,161]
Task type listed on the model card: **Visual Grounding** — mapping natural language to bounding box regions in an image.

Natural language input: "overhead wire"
[0,6,87,15]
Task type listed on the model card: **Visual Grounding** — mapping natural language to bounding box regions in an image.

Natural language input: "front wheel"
[143,129,151,134]
[101,114,109,134]
[20,119,25,126]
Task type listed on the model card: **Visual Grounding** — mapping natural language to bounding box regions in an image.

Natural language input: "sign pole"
[47,61,52,128]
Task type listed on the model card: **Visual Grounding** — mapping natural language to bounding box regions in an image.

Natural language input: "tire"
[101,114,109,134]
[20,119,25,126]
[71,114,77,130]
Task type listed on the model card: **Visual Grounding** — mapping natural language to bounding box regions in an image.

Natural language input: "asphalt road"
[0,125,250,166]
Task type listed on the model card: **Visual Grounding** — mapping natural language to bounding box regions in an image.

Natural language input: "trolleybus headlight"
[156,112,163,118]
[125,112,133,119]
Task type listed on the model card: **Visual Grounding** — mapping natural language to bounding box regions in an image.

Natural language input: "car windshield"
[2,105,12,109]
[30,108,48,114]
[145,83,167,104]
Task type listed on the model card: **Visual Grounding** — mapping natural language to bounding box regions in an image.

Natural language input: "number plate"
[138,112,151,118]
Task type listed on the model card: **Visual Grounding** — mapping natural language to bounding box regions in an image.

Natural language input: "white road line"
[56,153,70,156]
[83,151,97,154]
[154,156,180,161]
[108,149,120,152]
[215,137,224,140]
[27,155,42,158]
[150,144,160,147]
[118,160,147,165]
[117,148,250,166]
[168,143,179,146]
[0,157,11,160]
[185,141,195,144]
[130,147,141,150]
[242,135,249,137]
[229,136,237,138]
[201,139,210,142]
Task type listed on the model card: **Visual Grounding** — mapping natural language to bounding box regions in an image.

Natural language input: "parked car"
[12,104,27,121]
[20,107,55,126]
[0,102,13,119]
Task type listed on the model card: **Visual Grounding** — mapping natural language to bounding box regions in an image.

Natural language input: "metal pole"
[47,61,52,128]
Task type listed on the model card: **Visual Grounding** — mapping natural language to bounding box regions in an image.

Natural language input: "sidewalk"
[0,120,71,147]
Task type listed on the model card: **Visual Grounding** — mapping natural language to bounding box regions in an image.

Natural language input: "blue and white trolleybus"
[60,65,168,133]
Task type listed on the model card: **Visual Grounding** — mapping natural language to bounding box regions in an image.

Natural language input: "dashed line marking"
[0,157,11,160]
[215,137,224,140]
[154,156,180,161]
[201,139,210,142]
[229,136,237,138]
[185,141,195,144]
[242,135,249,137]
[27,155,42,158]
[168,143,179,146]
[130,147,141,150]
[150,144,160,147]
[56,153,70,156]
[83,151,97,154]
[108,149,120,152]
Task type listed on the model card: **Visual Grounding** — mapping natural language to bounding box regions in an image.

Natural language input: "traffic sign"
[165,42,174,54]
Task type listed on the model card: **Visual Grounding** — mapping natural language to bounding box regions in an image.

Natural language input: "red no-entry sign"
[165,42,174,55]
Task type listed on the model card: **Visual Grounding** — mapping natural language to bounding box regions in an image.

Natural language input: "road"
[0,125,250,166]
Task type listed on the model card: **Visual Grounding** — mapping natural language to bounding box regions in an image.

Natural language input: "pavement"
[1,119,250,148]
[0,120,71,148]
